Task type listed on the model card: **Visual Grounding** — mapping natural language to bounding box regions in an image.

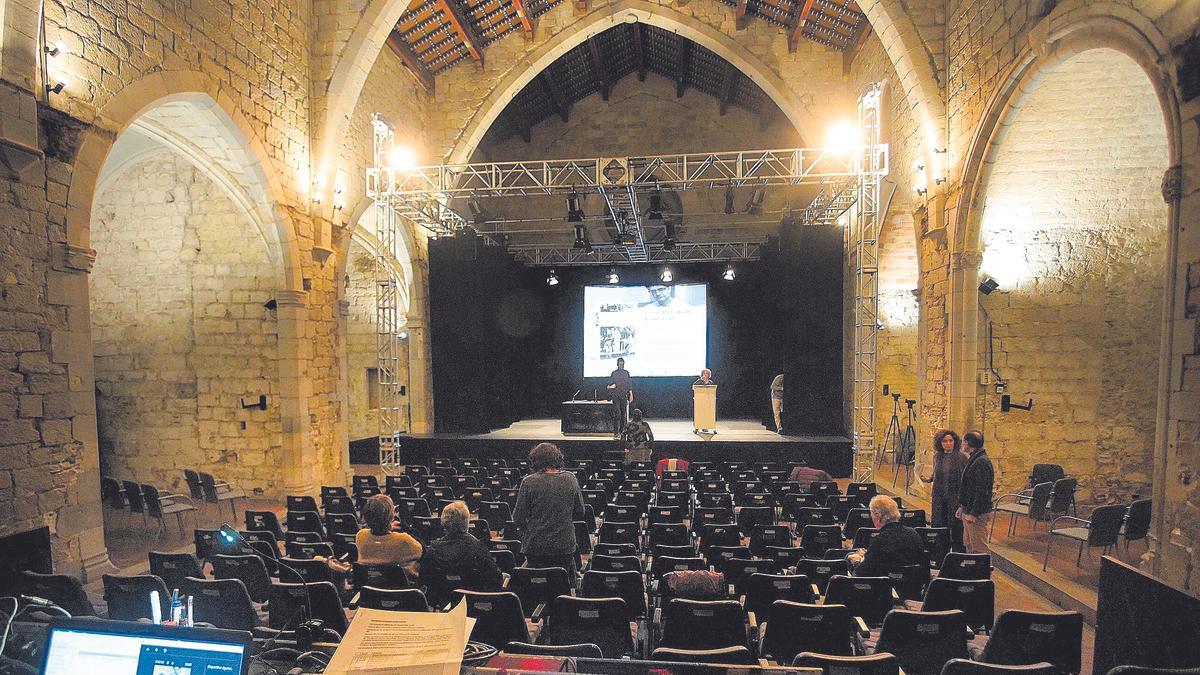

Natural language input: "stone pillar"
[47,243,113,581]
[335,297,352,480]
[406,259,434,434]
[274,289,314,494]
[947,249,982,431]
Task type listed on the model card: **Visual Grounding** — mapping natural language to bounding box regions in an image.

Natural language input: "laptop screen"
[42,625,247,675]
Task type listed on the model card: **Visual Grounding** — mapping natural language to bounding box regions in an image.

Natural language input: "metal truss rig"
[511,241,765,266]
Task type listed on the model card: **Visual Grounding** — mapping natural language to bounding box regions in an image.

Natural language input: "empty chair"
[782,493,820,521]
[102,476,127,516]
[286,510,326,538]
[798,507,838,529]
[847,482,878,504]
[538,596,636,658]
[149,551,204,591]
[121,480,147,524]
[794,652,900,675]
[284,540,334,560]
[323,495,357,516]
[286,495,320,513]
[141,483,196,537]
[357,586,431,612]
[649,556,707,586]
[974,610,1083,675]
[193,528,223,561]
[1121,499,1152,553]
[453,590,529,649]
[597,521,640,548]
[763,545,806,569]
[284,530,324,546]
[588,554,641,574]
[749,525,793,556]
[647,522,690,549]
[693,506,734,533]
[178,577,256,631]
[917,527,953,568]
[245,511,285,542]
[324,512,359,537]
[385,475,413,490]
[725,558,780,596]
[823,575,894,627]
[885,563,930,602]
[330,532,358,564]
[826,495,859,522]
[707,545,751,572]
[353,474,380,491]
[268,581,348,634]
[736,506,775,535]
[699,522,742,555]
[321,485,348,498]
[809,481,840,500]
[101,574,169,621]
[478,501,512,533]
[941,660,1057,675]
[508,566,572,617]
[648,505,687,526]
[350,562,409,591]
[183,469,206,502]
[651,646,757,665]
[759,601,856,664]
[993,482,1054,537]
[17,571,95,616]
[940,552,991,580]
[918,578,994,632]
[802,524,844,558]
[660,598,750,650]
[605,503,644,523]
[580,569,647,619]
[742,573,817,620]
[279,557,336,584]
[210,553,273,603]
[1025,464,1066,491]
[796,558,849,594]
[853,527,882,549]
[1043,504,1127,569]
[199,471,245,518]
[872,609,969,675]
[900,509,928,528]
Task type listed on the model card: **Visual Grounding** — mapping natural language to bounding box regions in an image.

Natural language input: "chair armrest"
[501,576,509,588]
[531,602,547,623]
[891,588,901,603]
[811,584,821,598]
[348,592,360,608]
[853,616,869,637]
[747,610,758,632]
[1050,515,1091,529]
[992,493,1027,508]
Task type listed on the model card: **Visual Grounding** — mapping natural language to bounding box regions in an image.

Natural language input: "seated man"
[418,501,503,606]
[847,495,926,577]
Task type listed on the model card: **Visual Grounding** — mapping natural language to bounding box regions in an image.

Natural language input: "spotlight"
[567,193,584,222]
[607,269,620,284]
[660,267,673,283]
[46,77,67,94]
[547,269,559,286]
[398,330,409,340]
[387,146,417,171]
[724,186,735,215]
[746,186,765,216]
[825,120,859,155]
[573,223,588,249]
[469,196,486,227]
[978,276,999,295]
[648,192,663,220]
[583,240,595,256]
[662,221,677,252]
[45,41,65,57]
[722,266,735,281]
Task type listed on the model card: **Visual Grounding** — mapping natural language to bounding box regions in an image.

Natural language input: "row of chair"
[100,477,196,538]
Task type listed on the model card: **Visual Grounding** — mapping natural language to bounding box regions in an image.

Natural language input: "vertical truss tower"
[369,114,405,472]
[852,84,884,483]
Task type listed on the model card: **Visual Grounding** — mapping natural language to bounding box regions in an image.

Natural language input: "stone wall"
[974,49,1168,501]
[91,152,281,494]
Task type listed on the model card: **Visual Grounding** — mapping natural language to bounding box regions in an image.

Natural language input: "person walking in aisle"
[957,430,994,554]
[512,442,586,584]
[921,430,968,551]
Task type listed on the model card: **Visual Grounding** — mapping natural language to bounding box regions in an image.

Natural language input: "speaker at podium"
[692,384,716,435]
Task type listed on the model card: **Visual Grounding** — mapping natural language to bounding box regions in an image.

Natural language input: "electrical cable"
[0,597,19,657]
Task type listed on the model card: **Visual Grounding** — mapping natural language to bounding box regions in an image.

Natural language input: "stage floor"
[402,417,848,444]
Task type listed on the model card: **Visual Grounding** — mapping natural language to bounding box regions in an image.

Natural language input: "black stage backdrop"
[429,224,844,435]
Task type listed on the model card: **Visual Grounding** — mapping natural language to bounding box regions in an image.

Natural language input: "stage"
[351,418,854,477]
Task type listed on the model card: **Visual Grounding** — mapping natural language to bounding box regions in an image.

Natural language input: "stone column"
[947,249,982,431]
[274,289,314,494]
[406,259,434,434]
[335,297,352,480]
[47,243,114,581]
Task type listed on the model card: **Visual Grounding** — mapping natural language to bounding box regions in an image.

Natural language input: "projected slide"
[583,284,707,377]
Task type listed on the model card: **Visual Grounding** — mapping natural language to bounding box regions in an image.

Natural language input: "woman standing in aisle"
[921,429,967,551]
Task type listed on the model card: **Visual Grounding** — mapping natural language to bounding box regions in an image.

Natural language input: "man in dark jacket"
[848,495,926,577]
[418,501,503,606]
[956,430,995,553]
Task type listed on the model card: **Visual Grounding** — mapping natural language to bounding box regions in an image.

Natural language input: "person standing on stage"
[770,373,785,433]
[607,357,633,438]
[957,430,995,554]
[693,368,714,386]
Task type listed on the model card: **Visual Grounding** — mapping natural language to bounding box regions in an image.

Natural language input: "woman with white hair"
[847,495,926,577]
[418,500,502,606]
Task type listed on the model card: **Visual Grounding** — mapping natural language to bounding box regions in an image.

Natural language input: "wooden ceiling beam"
[842,22,872,73]
[735,0,750,30]
[788,0,816,53]
[436,0,484,64]
[630,23,647,82]
[540,70,570,122]
[386,29,435,93]
[587,37,611,101]
[509,0,534,40]
[675,37,692,98]
[718,61,736,115]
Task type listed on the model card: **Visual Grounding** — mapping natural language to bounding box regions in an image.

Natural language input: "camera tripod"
[892,397,918,492]
[876,393,903,468]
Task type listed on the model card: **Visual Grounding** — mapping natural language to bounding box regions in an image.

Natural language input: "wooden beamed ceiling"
[389,0,869,91]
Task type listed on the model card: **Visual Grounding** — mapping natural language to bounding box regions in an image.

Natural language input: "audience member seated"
[513,442,586,581]
[848,495,926,577]
[788,464,834,491]
[418,500,503,605]
[325,493,422,576]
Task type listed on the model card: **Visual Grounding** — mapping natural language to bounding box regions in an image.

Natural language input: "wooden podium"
[692,384,717,434]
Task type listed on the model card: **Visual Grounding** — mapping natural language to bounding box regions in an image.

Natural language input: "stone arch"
[67,71,304,292]
[337,197,417,304]
[945,4,1179,500]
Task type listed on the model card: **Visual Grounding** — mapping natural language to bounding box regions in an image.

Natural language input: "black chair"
[823,575,894,627]
[796,558,850,594]
[193,528,223,561]
[199,471,245,518]
[330,533,357,564]
[121,480,148,525]
[847,482,878,505]
[268,581,348,635]
[149,551,204,591]
[651,646,757,665]
[760,601,856,664]
[698,523,741,554]
[597,521,640,549]
[538,596,636,658]
[940,552,991,580]
[284,541,334,560]
[488,538,526,565]
[994,482,1054,537]
[826,495,859,523]
[321,485,348,498]
[324,513,359,538]
[942,660,1057,675]
[736,506,775,535]
[385,475,413,490]
[885,563,929,602]
[505,642,603,658]
[580,570,647,619]
[323,496,357,516]
[102,476,128,518]
[809,481,840,500]
[918,527,953,568]
[707,545,751,572]
[749,525,793,556]
[453,590,529,649]
[794,652,900,674]
[178,577,257,631]
[210,553,273,603]
[508,566,572,617]
[1043,504,1126,569]
[725,558,780,596]
[974,610,1083,674]
[649,556,707,586]
[245,511,285,542]
[648,506,687,527]
[853,527,882,549]
[798,507,838,529]
[872,609,969,675]
[101,574,169,621]
[183,469,206,503]
[287,511,326,538]
[589,554,642,574]
[660,598,749,650]
[919,578,995,633]
[356,586,431,612]
[802,524,844,558]
[900,509,928,528]
[279,557,335,584]
[1025,464,1065,491]
[478,501,512,533]
[844,508,875,540]
[742,573,817,620]
[141,483,196,538]
[764,545,806,569]
[17,571,95,616]
[1121,499,1152,553]
[350,562,409,591]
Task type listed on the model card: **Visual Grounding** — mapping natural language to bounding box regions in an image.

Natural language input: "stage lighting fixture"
[722,266,736,281]
[724,186,735,215]
[607,269,620,284]
[573,223,588,249]
[660,267,673,283]
[567,193,584,222]
[746,186,765,216]
[978,276,999,295]
[469,196,486,227]
[547,269,559,286]
[387,146,417,171]
[825,120,859,155]
[584,240,595,256]
[662,221,677,252]
[648,192,663,220]
[398,330,409,340]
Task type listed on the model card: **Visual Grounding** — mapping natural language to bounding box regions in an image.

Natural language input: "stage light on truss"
[660,267,673,283]
[746,186,765,216]
[387,146,417,171]
[825,120,860,156]
[724,186,735,215]
[567,193,584,222]
[469,196,486,227]
[572,223,588,249]
[547,268,560,286]
[648,192,663,220]
[607,268,620,284]
[662,221,677,252]
[722,266,736,281]
[583,241,595,256]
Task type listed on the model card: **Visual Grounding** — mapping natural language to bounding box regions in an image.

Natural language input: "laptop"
[40,618,252,675]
